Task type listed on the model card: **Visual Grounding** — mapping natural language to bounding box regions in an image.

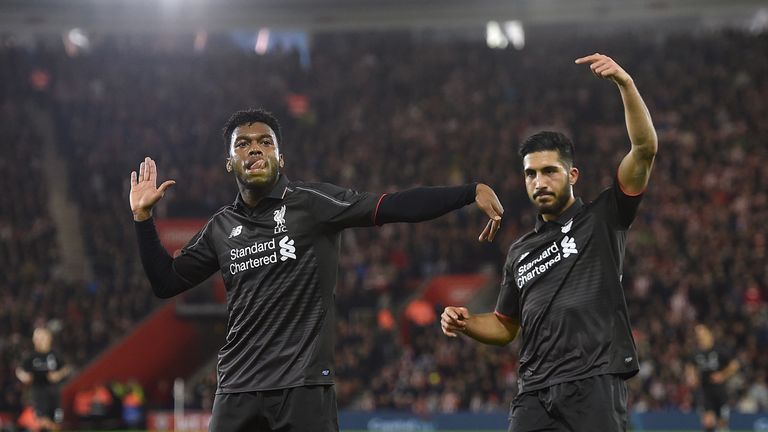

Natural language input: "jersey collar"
[534,197,584,233]
[233,174,291,211]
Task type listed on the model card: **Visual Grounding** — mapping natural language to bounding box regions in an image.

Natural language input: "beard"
[532,184,572,216]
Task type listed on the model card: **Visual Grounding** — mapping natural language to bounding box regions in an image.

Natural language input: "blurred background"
[1,0,767,430]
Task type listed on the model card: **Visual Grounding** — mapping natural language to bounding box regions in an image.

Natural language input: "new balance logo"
[279,236,296,261]
[274,205,287,234]
[561,236,578,257]
[229,225,243,238]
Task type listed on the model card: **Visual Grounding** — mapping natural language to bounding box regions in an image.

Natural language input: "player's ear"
[226,158,232,172]
[279,155,285,169]
[569,167,579,185]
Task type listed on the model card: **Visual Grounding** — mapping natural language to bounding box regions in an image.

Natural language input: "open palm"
[130,157,175,221]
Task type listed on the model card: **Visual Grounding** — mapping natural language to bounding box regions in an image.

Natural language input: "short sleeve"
[717,347,734,370]
[296,183,382,229]
[601,177,645,230]
[53,352,64,371]
[494,257,521,322]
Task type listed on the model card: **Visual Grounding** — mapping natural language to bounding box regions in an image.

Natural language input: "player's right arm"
[685,363,699,387]
[442,250,521,345]
[130,157,217,298]
[15,366,32,384]
[441,306,519,346]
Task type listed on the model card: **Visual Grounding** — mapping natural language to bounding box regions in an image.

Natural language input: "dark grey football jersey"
[495,180,643,393]
[176,175,381,393]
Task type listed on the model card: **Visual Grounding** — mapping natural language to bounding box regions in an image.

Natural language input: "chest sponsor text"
[229,236,296,275]
[516,236,578,289]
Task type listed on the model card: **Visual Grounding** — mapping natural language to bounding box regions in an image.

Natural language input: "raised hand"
[575,53,632,87]
[441,306,470,337]
[475,183,504,242]
[130,157,176,221]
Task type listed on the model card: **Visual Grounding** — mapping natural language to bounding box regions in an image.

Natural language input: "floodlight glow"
[255,28,270,55]
[194,31,207,52]
[750,8,768,33]
[486,21,508,49]
[67,28,89,48]
[504,20,525,50]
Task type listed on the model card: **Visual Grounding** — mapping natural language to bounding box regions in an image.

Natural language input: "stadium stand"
[1,29,766,428]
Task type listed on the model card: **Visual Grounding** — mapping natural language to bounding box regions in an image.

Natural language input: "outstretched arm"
[441,306,519,346]
[130,157,214,298]
[576,54,658,195]
[376,183,504,242]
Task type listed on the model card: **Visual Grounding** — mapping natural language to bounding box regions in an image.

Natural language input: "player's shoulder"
[713,344,733,357]
[287,180,334,192]
[585,183,616,207]
[286,181,362,205]
[210,204,237,222]
[505,229,538,259]
[580,182,625,220]
[511,229,538,248]
[191,204,238,241]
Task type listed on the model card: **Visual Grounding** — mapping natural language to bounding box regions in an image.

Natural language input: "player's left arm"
[576,53,658,195]
[320,182,504,242]
[376,183,504,242]
[711,359,740,384]
[47,364,72,383]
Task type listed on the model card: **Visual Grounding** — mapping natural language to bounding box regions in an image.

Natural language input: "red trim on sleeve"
[616,168,645,197]
[494,310,516,322]
[372,193,387,225]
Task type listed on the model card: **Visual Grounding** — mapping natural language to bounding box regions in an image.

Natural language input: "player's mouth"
[245,159,267,174]
[534,192,554,200]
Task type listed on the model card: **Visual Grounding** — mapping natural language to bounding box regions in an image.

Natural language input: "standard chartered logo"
[516,235,579,289]
[229,235,297,275]
[279,236,296,261]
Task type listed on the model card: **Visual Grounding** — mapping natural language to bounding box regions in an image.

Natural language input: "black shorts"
[698,387,728,418]
[509,374,628,432]
[30,387,58,420]
[209,385,338,432]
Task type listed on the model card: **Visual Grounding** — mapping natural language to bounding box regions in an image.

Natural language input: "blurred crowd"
[0,50,63,415]
[0,27,767,421]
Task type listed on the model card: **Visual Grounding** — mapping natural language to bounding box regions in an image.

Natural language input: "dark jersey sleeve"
[300,182,479,229]
[375,184,477,224]
[21,356,33,373]
[297,183,382,229]
[494,251,521,322]
[715,345,734,371]
[135,218,219,298]
[611,176,645,229]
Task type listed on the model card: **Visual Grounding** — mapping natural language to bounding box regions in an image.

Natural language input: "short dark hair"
[519,131,575,167]
[222,108,283,153]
